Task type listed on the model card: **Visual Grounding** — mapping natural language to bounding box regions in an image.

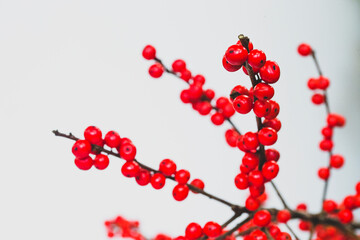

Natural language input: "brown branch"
[215,215,252,240]
[270,181,290,209]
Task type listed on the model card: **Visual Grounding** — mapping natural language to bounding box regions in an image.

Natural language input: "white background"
[0,0,359,239]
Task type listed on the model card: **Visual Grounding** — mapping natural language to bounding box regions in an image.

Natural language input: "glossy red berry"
[221,103,235,118]
[343,195,356,209]
[121,161,140,178]
[234,173,249,190]
[268,225,281,238]
[119,143,137,161]
[254,83,274,101]
[338,209,353,223]
[243,132,259,151]
[307,78,319,90]
[318,167,330,180]
[225,44,248,66]
[151,173,166,189]
[72,140,92,158]
[190,179,205,193]
[159,159,177,176]
[264,100,280,120]
[233,95,253,114]
[245,196,260,211]
[211,112,225,125]
[262,161,279,180]
[149,63,164,78]
[142,45,156,60]
[248,170,264,187]
[94,154,110,170]
[249,184,265,198]
[321,126,333,139]
[330,154,344,169]
[225,129,240,148]
[181,69,192,82]
[180,89,191,103]
[242,152,260,171]
[248,49,266,69]
[172,59,186,72]
[254,210,271,227]
[265,149,280,162]
[222,56,241,72]
[263,118,281,132]
[299,220,311,231]
[318,76,330,90]
[260,61,280,84]
[104,131,121,148]
[193,74,205,86]
[296,203,307,211]
[74,156,93,170]
[84,126,102,144]
[230,85,249,101]
[203,222,222,238]
[204,89,215,100]
[276,232,292,240]
[311,93,324,105]
[197,102,212,116]
[185,223,203,240]
[175,169,190,184]
[258,127,278,146]
[253,100,271,118]
[277,210,291,223]
[173,184,189,201]
[319,139,333,151]
[135,169,151,186]
[250,229,267,240]
[298,43,312,56]
[323,200,337,213]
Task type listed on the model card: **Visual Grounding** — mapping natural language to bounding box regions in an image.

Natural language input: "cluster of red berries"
[183,221,224,240]
[105,216,144,239]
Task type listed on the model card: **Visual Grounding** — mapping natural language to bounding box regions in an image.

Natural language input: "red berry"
[216,97,230,108]
[296,203,307,211]
[72,140,92,158]
[225,129,240,148]
[297,43,312,56]
[211,112,225,125]
[151,173,166,189]
[119,143,137,161]
[307,78,319,90]
[159,159,177,176]
[299,220,311,231]
[254,83,274,101]
[356,182,360,194]
[193,74,206,86]
[243,132,259,151]
[249,184,265,198]
[84,126,102,144]
[343,195,356,209]
[180,89,191,103]
[198,102,212,116]
[121,161,140,178]
[265,149,280,162]
[263,118,281,132]
[319,139,333,151]
[338,209,353,223]
[230,85,249,102]
[94,154,110,170]
[248,170,264,187]
[277,210,291,223]
[104,131,121,148]
[204,89,215,100]
[264,100,280,120]
[173,184,189,201]
[190,179,205,193]
[172,59,186,73]
[276,232,292,240]
[253,100,271,118]
[260,61,280,84]
[142,45,156,60]
[262,161,279,180]
[74,156,93,170]
[185,223,203,240]
[245,196,260,211]
[221,103,235,118]
[327,113,346,128]
[248,49,266,69]
[225,44,248,66]
[318,76,330,90]
[250,229,267,240]
[323,200,337,213]
[242,152,260,171]
[222,56,241,72]
[330,154,344,169]
[321,126,333,139]
[318,167,330,180]
[268,225,281,238]
[175,169,190,184]
[234,173,249,190]
[149,63,164,78]
[181,69,192,82]
[135,169,151,186]
[203,222,222,238]
[311,93,324,105]
[254,210,271,227]
[233,95,253,114]
[258,127,278,146]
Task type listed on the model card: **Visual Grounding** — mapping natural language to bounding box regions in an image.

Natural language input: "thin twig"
[285,223,300,240]
[215,215,252,240]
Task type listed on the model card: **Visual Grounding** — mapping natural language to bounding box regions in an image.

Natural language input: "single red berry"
[230,85,249,102]
[211,112,225,125]
[185,223,203,240]
[318,167,330,180]
[338,209,353,224]
[265,149,280,162]
[249,184,265,198]
[276,232,292,240]
[248,49,266,69]
[299,220,311,231]
[190,179,205,193]
[121,161,140,178]
[104,131,121,148]
[149,63,164,78]
[296,203,307,211]
[319,139,333,151]
[277,210,291,223]
[243,132,259,151]
[327,113,346,128]
[172,59,186,72]
[248,170,264,187]
[204,89,215,100]
[318,76,330,90]
[180,89,191,104]
[119,142,137,161]
[72,140,92,158]
[222,56,241,72]
[254,83,274,101]
[321,126,333,139]
[250,229,267,240]
[225,44,248,66]
[135,169,151,186]
[142,45,156,60]
[119,137,132,145]
[84,126,103,144]
[188,84,203,100]
[150,173,166,189]
[343,195,356,209]
[74,156,93,170]
[253,100,271,118]
[323,200,337,213]
[311,93,324,105]
[175,169,190,184]
[221,103,235,118]
[254,210,271,227]
[203,222,222,238]
[245,196,260,211]
[242,152,260,171]
[258,127,278,146]
[264,100,280,120]
[260,61,280,84]
[173,184,189,201]
[216,97,230,108]
[234,173,249,190]
[193,74,206,86]
[297,43,312,56]
[233,95,253,114]
[356,182,360,194]
[181,69,192,82]
[330,154,344,169]
[263,118,281,132]
[268,225,281,238]
[262,161,279,180]
[197,102,212,116]
[225,129,240,148]
[159,159,177,176]
[336,114,346,127]
[94,154,110,170]
[307,77,319,90]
